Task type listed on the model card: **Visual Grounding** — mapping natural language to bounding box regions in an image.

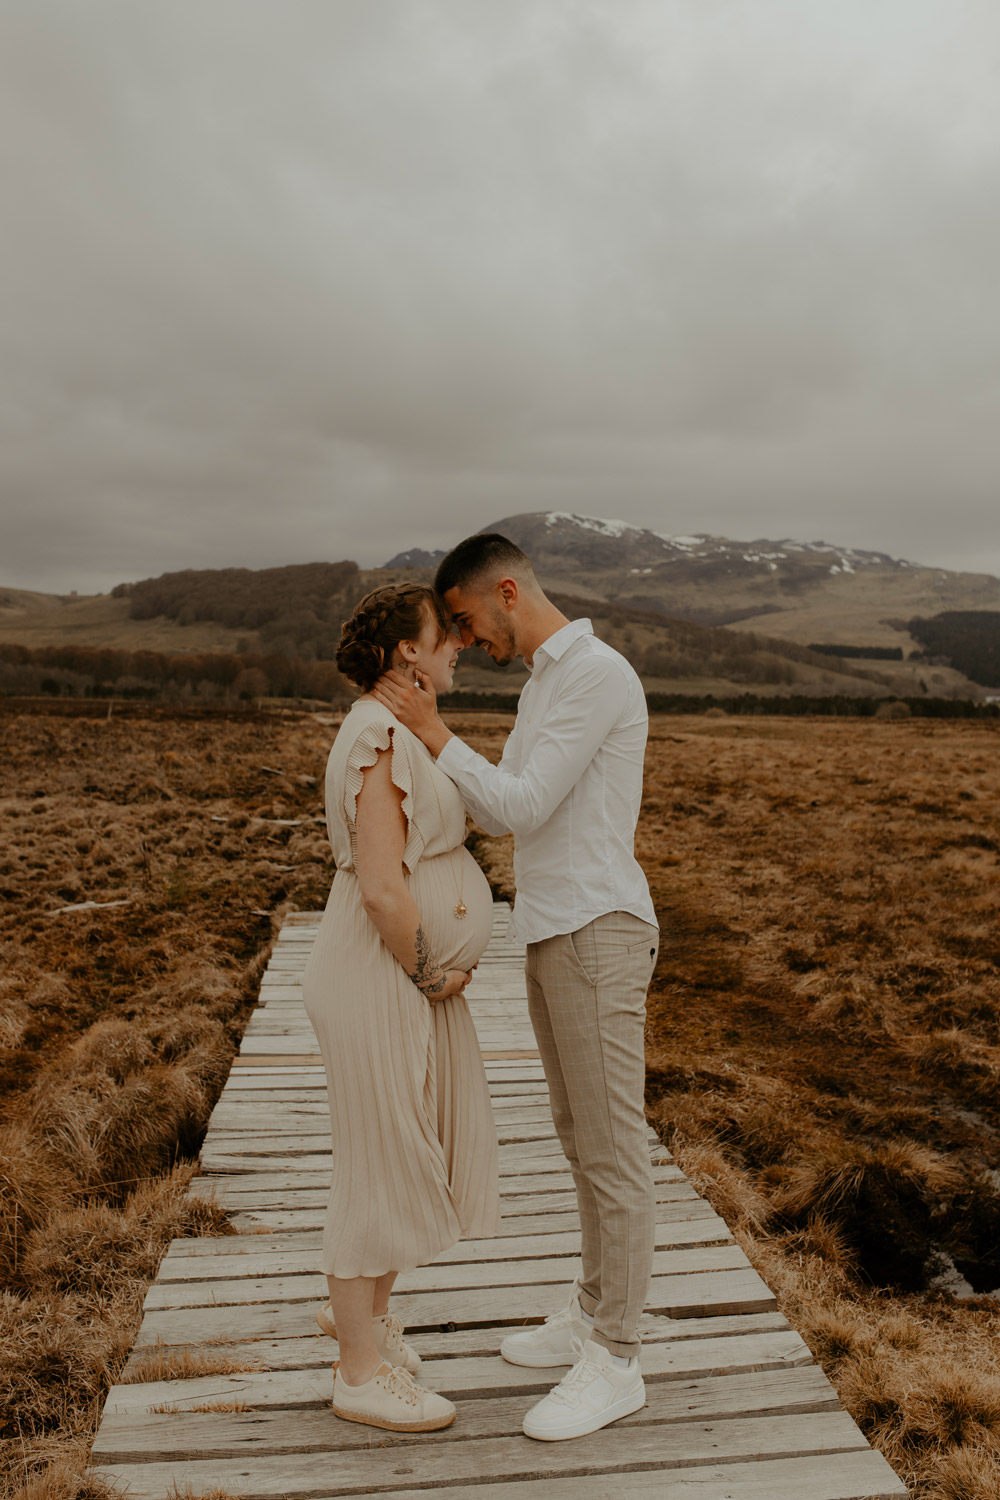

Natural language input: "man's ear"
[496,576,519,609]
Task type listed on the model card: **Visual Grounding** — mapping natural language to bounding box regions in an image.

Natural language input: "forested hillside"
[114,561,360,658]
[909,611,1000,688]
[4,564,991,704]
[0,643,351,704]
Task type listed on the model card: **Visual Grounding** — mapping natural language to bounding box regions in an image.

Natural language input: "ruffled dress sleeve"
[343,717,425,874]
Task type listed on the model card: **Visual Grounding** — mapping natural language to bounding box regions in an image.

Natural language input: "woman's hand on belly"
[424,967,474,1003]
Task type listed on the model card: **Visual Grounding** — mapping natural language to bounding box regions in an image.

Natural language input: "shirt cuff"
[436,735,480,776]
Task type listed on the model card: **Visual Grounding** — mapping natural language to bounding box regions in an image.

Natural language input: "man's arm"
[448,721,520,837]
[437,657,629,838]
[371,668,516,836]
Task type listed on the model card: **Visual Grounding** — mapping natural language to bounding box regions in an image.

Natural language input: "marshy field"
[2,704,999,1498]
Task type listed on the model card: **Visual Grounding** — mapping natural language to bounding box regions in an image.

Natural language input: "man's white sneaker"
[315,1306,421,1374]
[332,1360,455,1432]
[522,1338,645,1441]
[500,1287,590,1368]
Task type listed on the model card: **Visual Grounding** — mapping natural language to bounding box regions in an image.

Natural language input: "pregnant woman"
[302,582,500,1434]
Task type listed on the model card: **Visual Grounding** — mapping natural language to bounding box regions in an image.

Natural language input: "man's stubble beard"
[488,606,518,668]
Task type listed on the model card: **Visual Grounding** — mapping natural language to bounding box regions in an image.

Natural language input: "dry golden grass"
[0,703,338,1497]
[121,1341,264,1385]
[148,1400,251,1414]
[4,704,999,1498]
[465,711,1000,1499]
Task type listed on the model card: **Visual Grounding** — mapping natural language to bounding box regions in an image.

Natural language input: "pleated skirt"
[302,850,501,1278]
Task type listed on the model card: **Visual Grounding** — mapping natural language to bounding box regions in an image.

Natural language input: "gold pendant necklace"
[428,765,467,919]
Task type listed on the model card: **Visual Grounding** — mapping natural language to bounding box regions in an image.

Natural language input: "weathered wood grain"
[191,1176,701,1212]
[105,1329,814,1416]
[119,1311,796,1378]
[88,904,906,1500]
[144,1245,751,1311]
[133,1268,777,1347]
[208,1452,908,1500]
[188,1172,692,1210]
[159,1215,732,1278]
[93,1364,840,1461]
[90,1410,873,1498]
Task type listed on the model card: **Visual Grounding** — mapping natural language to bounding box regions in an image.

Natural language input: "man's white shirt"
[435,618,656,945]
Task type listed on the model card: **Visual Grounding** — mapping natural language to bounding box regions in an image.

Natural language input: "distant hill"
[2,512,998,701]
[383,547,447,569]
[114,561,360,660]
[384,510,1000,656]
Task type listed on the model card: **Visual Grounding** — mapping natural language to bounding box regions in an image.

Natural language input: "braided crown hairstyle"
[336,583,450,693]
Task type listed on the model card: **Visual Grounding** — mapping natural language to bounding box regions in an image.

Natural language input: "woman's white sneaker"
[332,1361,455,1432]
[316,1306,421,1374]
[522,1338,645,1441]
[500,1287,590,1368]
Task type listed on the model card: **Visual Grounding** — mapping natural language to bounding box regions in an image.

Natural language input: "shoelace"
[378,1364,420,1407]
[381,1312,407,1352]
[549,1337,602,1407]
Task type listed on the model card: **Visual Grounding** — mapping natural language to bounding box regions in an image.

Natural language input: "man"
[373,532,659,1442]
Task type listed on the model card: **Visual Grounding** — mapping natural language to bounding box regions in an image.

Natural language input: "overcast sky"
[3,0,1000,594]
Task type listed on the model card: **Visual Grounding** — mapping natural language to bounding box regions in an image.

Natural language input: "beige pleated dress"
[302,698,501,1278]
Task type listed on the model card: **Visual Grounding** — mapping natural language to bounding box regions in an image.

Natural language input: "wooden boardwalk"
[90,905,907,1499]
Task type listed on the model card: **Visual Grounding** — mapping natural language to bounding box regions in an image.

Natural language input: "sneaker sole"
[523,1387,646,1442]
[500,1344,577,1368]
[331,1400,455,1432]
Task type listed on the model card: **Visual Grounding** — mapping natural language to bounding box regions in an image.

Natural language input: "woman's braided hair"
[336,583,450,693]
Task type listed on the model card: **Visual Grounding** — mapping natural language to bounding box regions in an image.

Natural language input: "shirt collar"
[530,618,593,678]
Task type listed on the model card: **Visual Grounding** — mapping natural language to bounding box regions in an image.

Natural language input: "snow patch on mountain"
[543,511,640,539]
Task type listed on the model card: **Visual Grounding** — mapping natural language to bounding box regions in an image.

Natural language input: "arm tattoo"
[407,924,446,996]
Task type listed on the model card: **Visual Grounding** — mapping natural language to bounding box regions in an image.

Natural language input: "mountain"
[382,547,447,569]
[384,511,1000,654]
[3,513,997,702]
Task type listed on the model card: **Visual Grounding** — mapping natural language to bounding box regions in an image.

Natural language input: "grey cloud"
[2,0,1000,592]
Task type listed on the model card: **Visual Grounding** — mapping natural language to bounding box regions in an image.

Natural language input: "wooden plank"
[104,1330,815,1415]
[203,1119,565,1147]
[120,1312,795,1376]
[231,1055,325,1068]
[194,1453,908,1500]
[144,1245,751,1310]
[199,1135,644,1166]
[133,1269,777,1347]
[160,1210,730,1270]
[188,1170,690,1205]
[89,904,903,1500]
[235,1044,320,1056]
[226,1205,700,1236]
[90,1410,873,1498]
[188,1177,693,1215]
[93,1364,839,1461]
[198,1149,580,1175]
[208,1102,557,1128]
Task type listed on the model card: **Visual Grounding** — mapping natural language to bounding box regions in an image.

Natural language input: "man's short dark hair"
[434,533,534,596]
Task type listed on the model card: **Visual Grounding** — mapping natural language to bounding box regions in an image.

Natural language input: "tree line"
[908,612,1000,688]
[0,643,353,704]
[113,560,361,659]
[807,643,904,661]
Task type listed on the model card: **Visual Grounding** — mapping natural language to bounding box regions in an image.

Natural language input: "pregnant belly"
[410,847,495,972]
